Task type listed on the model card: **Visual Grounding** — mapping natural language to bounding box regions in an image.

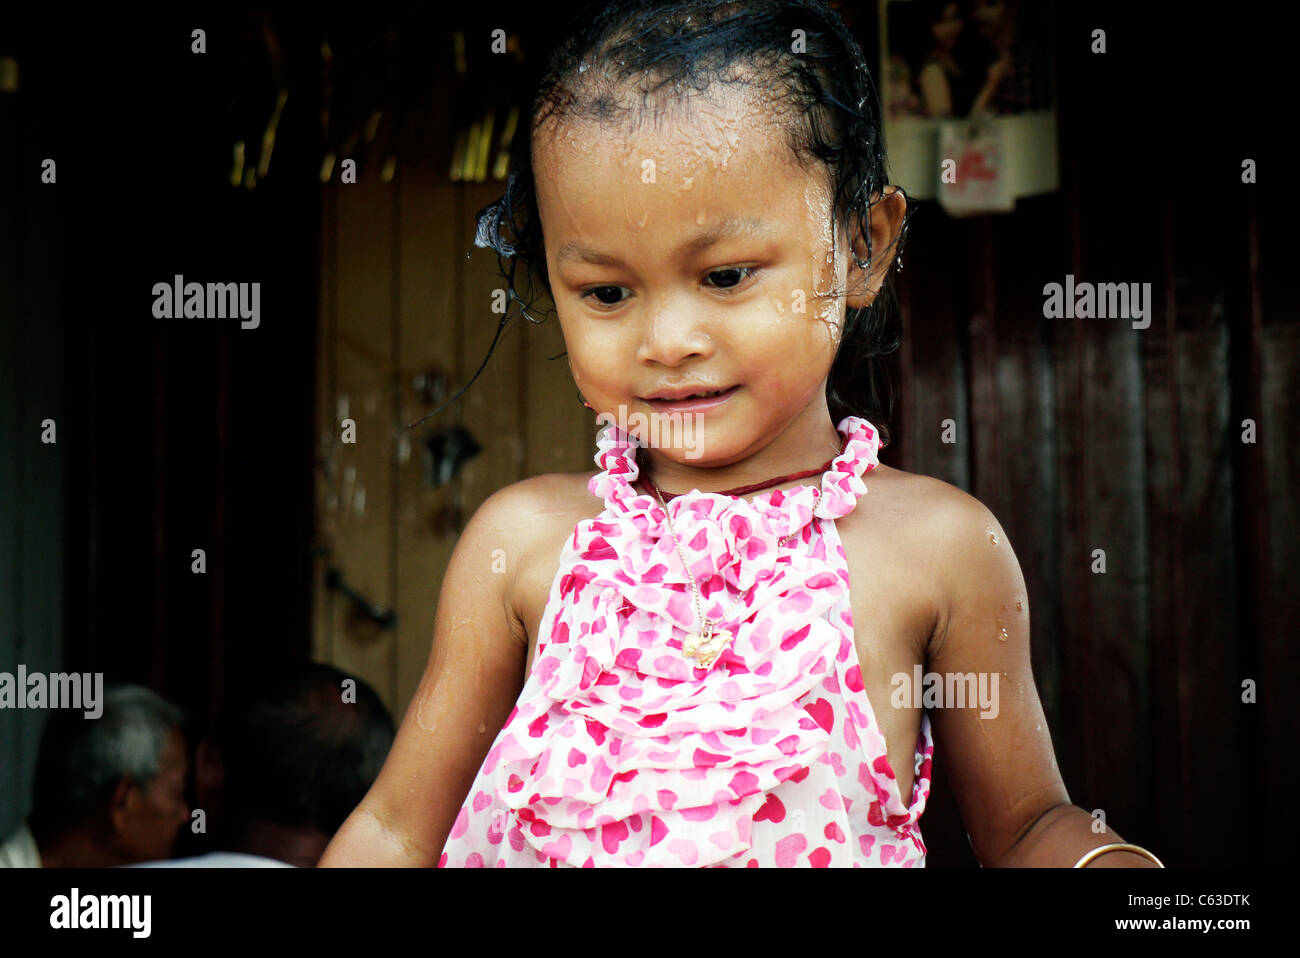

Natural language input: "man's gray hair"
[31,683,186,834]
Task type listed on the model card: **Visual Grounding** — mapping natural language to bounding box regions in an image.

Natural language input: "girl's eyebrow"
[556,214,777,267]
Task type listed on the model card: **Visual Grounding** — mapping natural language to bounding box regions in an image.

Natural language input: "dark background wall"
[1,2,1295,866]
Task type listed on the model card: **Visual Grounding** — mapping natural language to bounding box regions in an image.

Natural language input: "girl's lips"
[641,385,740,412]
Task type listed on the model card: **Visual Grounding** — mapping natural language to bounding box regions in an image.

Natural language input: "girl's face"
[533,82,895,478]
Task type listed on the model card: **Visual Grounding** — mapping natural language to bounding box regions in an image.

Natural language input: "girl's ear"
[844,185,907,310]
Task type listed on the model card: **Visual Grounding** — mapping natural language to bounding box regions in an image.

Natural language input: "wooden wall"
[887,10,1297,866]
[312,170,592,714]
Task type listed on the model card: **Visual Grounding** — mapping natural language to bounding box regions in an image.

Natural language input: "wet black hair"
[468,0,912,448]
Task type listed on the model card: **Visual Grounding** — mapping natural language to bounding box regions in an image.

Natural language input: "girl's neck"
[635,410,845,498]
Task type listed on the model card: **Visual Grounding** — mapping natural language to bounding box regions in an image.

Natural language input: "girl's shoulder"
[867,460,995,512]
[838,463,1017,655]
[855,460,962,511]
[850,459,1018,583]
[477,470,606,551]
[480,472,608,631]
[487,470,602,514]
[840,462,1008,567]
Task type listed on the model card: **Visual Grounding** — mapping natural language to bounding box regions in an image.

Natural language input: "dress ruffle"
[470,416,905,867]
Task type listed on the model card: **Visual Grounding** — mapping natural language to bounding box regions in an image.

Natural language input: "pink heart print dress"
[438,415,934,867]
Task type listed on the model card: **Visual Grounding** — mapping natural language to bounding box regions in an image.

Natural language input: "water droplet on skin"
[1015,600,1023,611]
[988,531,999,545]
[998,628,1009,642]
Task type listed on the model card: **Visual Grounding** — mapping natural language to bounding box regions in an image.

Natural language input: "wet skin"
[499,83,1055,852]
[319,80,1141,869]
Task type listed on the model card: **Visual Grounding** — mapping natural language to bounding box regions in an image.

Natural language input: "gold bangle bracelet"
[1073,842,1165,868]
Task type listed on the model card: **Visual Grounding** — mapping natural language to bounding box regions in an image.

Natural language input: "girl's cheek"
[570,325,622,364]
[567,341,620,391]
[767,294,796,317]
[560,321,604,361]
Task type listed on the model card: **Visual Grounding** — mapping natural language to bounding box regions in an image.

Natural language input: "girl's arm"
[924,489,1160,867]
[317,482,535,867]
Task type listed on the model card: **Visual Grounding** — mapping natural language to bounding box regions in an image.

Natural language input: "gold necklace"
[650,482,798,669]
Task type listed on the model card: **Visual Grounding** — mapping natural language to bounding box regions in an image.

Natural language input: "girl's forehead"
[533,90,828,231]
[535,83,789,173]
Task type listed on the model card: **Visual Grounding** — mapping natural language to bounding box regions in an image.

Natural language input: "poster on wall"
[879,0,1060,217]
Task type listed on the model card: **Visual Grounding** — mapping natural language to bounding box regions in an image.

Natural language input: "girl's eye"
[703,266,757,290]
[579,267,757,310]
[583,285,628,308]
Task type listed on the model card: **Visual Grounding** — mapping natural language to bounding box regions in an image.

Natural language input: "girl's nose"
[635,304,714,367]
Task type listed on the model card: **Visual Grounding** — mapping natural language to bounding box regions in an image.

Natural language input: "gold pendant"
[682,621,732,669]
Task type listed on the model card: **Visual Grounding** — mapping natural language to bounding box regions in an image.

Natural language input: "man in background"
[131,661,395,868]
[0,683,190,867]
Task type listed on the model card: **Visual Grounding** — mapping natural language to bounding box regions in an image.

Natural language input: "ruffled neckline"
[589,415,882,531]
[573,415,884,637]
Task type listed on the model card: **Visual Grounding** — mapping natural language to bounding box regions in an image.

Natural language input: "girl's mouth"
[641,385,740,411]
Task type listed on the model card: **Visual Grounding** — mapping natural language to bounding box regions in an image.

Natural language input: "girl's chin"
[635,426,758,468]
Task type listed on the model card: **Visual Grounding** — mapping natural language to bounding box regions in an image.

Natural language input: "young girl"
[319,0,1161,868]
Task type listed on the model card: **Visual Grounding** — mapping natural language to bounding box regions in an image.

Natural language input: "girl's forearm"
[991,803,1162,867]
[318,804,440,868]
